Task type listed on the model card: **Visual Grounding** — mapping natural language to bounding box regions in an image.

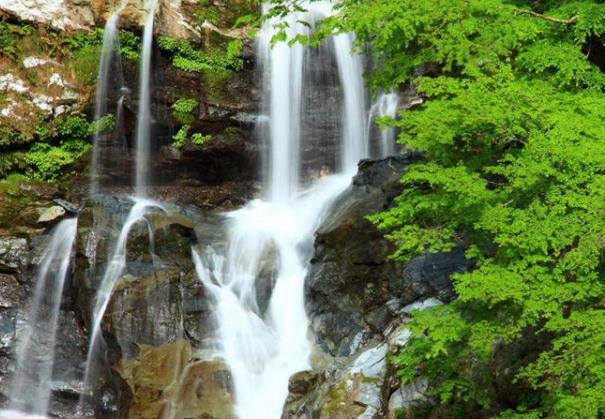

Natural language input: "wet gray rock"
[388,378,429,417]
[73,194,228,416]
[0,275,20,308]
[284,342,390,419]
[0,238,28,273]
[306,156,473,357]
[284,299,442,419]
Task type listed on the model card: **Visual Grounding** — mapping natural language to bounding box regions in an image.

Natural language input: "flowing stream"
[81,198,165,396]
[90,0,128,194]
[80,1,161,407]
[134,0,160,196]
[0,218,78,419]
[369,91,399,157]
[193,2,369,417]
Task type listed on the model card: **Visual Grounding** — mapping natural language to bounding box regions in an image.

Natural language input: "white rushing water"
[369,91,399,158]
[0,218,77,418]
[134,0,159,196]
[90,0,128,194]
[193,2,369,418]
[80,197,164,401]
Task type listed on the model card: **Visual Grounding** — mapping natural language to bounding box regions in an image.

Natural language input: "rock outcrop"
[73,195,233,418]
[0,0,201,41]
[283,157,474,418]
[0,0,96,31]
[307,156,472,357]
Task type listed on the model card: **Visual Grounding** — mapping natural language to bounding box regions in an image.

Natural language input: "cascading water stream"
[90,0,128,195]
[193,2,369,417]
[81,1,160,405]
[332,32,368,173]
[0,218,78,419]
[368,91,399,157]
[134,0,159,196]
[80,198,164,404]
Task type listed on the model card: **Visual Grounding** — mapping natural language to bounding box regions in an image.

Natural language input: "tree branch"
[522,10,578,24]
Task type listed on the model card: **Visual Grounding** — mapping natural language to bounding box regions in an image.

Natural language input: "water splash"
[0,218,77,418]
[193,175,351,418]
[134,0,160,196]
[193,2,369,417]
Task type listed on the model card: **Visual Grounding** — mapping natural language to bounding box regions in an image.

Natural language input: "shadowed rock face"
[307,156,473,357]
[0,217,91,418]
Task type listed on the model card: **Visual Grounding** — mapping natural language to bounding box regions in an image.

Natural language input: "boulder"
[284,343,390,419]
[284,299,442,419]
[73,195,229,415]
[37,206,66,224]
[306,156,473,357]
[0,0,96,30]
[115,340,233,418]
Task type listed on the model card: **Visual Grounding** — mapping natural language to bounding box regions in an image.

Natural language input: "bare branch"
[521,10,578,24]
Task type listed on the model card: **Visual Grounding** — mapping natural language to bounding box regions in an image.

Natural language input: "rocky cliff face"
[280,157,473,419]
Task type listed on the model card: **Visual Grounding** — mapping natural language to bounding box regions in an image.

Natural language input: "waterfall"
[81,1,162,410]
[80,198,164,406]
[90,0,128,195]
[368,91,399,157]
[257,5,305,203]
[0,218,77,418]
[193,2,369,417]
[134,0,159,196]
[332,33,368,173]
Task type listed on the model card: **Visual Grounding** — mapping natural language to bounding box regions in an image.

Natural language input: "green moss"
[25,139,91,182]
[171,98,198,124]
[172,125,190,149]
[158,36,243,74]
[118,31,141,62]
[72,44,100,85]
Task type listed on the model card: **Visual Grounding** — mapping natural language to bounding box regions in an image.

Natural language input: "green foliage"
[192,132,212,146]
[0,21,34,58]
[0,21,105,182]
[172,124,212,149]
[61,28,104,52]
[0,126,34,148]
[89,114,116,136]
[25,140,91,181]
[158,36,243,74]
[118,31,140,62]
[58,115,91,141]
[171,98,198,124]
[172,125,190,149]
[72,45,100,85]
[194,0,220,26]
